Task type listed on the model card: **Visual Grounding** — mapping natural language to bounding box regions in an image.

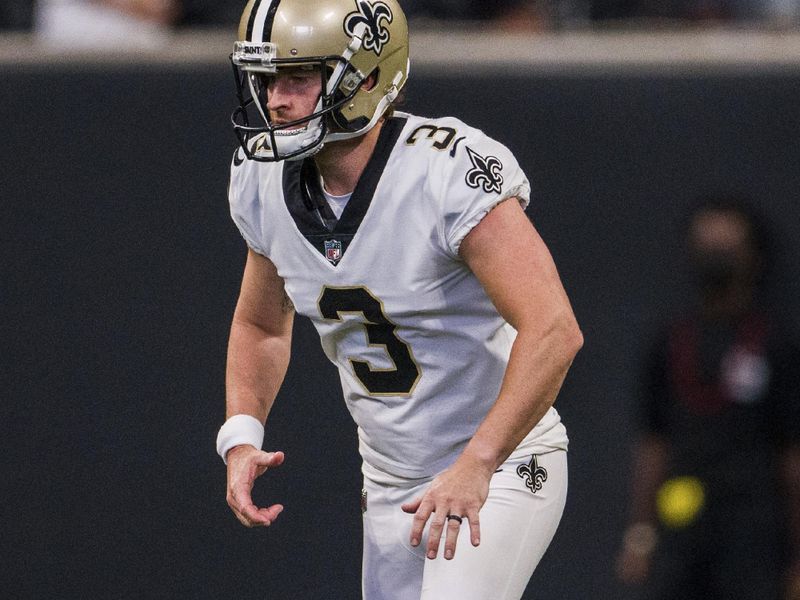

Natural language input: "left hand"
[401,454,493,560]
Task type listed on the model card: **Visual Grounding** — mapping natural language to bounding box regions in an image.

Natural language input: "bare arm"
[224,249,295,527]
[457,199,583,471]
[403,198,583,559]
[226,249,294,422]
[625,434,669,526]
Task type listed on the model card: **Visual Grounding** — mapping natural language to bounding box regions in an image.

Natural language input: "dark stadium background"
[2,49,799,599]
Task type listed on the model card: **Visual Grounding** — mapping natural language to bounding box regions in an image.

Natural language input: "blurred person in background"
[401,0,800,27]
[590,0,800,24]
[403,0,554,31]
[33,0,182,48]
[176,0,241,26]
[616,198,800,600]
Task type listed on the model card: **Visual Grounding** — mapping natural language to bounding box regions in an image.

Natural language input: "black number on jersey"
[318,286,420,396]
[405,125,457,151]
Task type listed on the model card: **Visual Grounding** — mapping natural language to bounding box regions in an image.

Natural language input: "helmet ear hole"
[361,68,379,92]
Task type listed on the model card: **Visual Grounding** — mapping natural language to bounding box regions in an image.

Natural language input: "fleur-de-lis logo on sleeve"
[344,1,393,56]
[464,146,504,194]
[516,455,548,494]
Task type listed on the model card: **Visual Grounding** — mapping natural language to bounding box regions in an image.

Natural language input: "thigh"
[362,476,426,600]
[420,450,568,600]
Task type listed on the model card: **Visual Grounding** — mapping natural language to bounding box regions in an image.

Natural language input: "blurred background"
[2,1,799,599]
[2,0,800,33]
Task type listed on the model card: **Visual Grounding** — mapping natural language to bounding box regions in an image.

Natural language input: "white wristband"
[216,414,265,465]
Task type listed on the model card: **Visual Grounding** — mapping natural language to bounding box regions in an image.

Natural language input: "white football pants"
[362,450,568,600]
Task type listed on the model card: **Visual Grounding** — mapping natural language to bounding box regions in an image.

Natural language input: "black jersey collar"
[281,116,407,266]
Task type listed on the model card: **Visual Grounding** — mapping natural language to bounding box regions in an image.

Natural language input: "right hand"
[226,445,285,527]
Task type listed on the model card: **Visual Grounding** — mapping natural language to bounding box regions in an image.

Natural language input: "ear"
[361,70,378,91]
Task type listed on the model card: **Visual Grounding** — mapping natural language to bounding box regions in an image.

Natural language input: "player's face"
[265,67,322,127]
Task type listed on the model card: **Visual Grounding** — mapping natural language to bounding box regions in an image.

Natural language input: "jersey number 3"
[318,286,420,396]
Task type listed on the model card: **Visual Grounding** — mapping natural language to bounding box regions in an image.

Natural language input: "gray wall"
[3,60,799,599]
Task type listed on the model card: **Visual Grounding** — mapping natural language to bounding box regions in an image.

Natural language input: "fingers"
[254,450,285,467]
[252,450,285,476]
[401,496,422,514]
[408,498,433,548]
[442,514,462,560]
[229,495,284,527]
[226,448,285,528]
[425,509,448,559]
[466,508,481,547]
[228,481,283,527]
[238,501,284,527]
[405,480,487,560]
[409,503,480,561]
[432,509,480,560]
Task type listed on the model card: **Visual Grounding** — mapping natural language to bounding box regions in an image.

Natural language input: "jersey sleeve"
[227,148,267,256]
[435,128,531,256]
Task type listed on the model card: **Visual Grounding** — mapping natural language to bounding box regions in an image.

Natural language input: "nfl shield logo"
[324,239,342,264]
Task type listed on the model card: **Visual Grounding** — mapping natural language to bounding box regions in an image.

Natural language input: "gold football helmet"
[231,0,410,161]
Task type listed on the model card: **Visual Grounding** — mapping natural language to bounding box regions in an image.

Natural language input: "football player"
[216,1,583,598]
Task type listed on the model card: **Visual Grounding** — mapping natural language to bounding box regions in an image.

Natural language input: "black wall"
[3,61,799,599]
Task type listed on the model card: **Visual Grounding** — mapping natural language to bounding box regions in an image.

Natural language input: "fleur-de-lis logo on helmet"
[516,455,548,494]
[464,146,504,194]
[344,0,393,56]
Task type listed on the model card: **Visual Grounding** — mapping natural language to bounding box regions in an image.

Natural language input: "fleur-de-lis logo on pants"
[344,1,393,56]
[464,146,504,194]
[516,454,548,494]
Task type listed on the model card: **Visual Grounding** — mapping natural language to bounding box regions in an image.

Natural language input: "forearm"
[461,318,582,472]
[221,318,291,529]
[615,435,667,581]
[225,317,292,423]
[627,434,668,525]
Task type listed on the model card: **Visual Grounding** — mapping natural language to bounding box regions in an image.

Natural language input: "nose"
[266,77,291,114]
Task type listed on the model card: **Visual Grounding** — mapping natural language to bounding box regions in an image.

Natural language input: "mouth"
[273,124,308,136]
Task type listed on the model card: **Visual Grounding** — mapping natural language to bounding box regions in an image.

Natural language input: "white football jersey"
[229,112,568,481]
